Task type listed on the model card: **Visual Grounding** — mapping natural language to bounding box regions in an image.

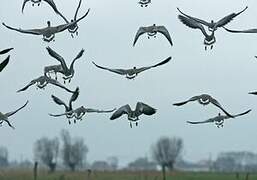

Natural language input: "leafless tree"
[152,136,183,180]
[34,137,59,172]
[0,146,8,167]
[60,129,88,171]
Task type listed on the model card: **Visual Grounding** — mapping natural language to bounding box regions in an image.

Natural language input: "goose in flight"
[2,11,89,42]
[173,94,234,118]
[0,101,29,129]
[58,0,90,37]
[92,56,171,80]
[22,0,59,14]
[44,46,85,83]
[133,24,173,46]
[138,0,151,7]
[110,102,156,128]
[187,109,251,128]
[51,87,79,124]
[17,75,75,93]
[49,106,116,122]
[178,15,215,50]
[0,48,13,72]
[177,6,248,32]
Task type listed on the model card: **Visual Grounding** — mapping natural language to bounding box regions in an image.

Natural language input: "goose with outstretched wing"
[138,0,151,7]
[92,56,171,80]
[49,106,115,123]
[2,11,89,42]
[17,75,75,93]
[178,15,215,50]
[133,24,173,46]
[0,101,29,129]
[51,87,79,124]
[173,94,234,118]
[22,0,59,14]
[0,48,13,72]
[110,102,156,128]
[187,109,251,128]
[45,46,85,83]
[58,0,90,37]
[177,6,248,32]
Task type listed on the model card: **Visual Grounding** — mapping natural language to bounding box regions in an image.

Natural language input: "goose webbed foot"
[211,45,213,50]
[205,46,207,51]
[141,4,143,7]
[68,120,71,124]
[136,122,138,126]
[147,36,150,39]
[32,3,35,6]
[130,122,132,128]
[71,33,74,38]
[74,119,76,123]
[38,3,40,6]
[154,36,156,38]
[76,31,78,36]
[69,79,71,83]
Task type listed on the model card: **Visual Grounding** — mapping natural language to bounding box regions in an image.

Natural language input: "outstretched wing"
[47,78,74,93]
[210,97,234,118]
[0,56,10,72]
[223,27,257,33]
[156,26,173,46]
[21,0,30,13]
[177,8,211,27]
[249,91,257,95]
[69,87,80,109]
[17,80,36,92]
[70,49,85,70]
[187,118,214,124]
[2,23,43,35]
[44,0,60,14]
[49,111,72,117]
[135,56,171,74]
[110,105,131,120]
[173,95,200,106]
[92,62,127,75]
[0,48,13,55]
[231,109,251,118]
[133,27,148,46]
[178,15,208,37]
[135,102,156,116]
[46,46,68,72]
[5,100,29,117]
[51,95,68,111]
[74,0,82,20]
[215,6,248,28]
[85,108,116,113]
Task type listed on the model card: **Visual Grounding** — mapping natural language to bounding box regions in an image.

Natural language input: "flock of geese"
[0,0,256,129]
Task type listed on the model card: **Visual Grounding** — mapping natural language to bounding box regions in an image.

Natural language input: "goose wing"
[156,26,173,46]
[43,0,60,14]
[133,27,148,46]
[135,102,156,116]
[110,105,131,120]
[69,87,79,109]
[173,95,200,106]
[210,97,234,118]
[70,49,85,71]
[17,79,37,92]
[187,117,215,124]
[74,0,82,20]
[92,62,127,75]
[2,23,43,35]
[215,6,248,28]
[21,0,30,13]
[249,91,257,95]
[46,46,68,72]
[47,78,75,93]
[177,8,212,27]
[135,56,171,74]
[0,48,13,55]
[223,27,257,33]
[5,101,29,117]
[0,56,10,72]
[178,15,208,37]
[230,109,251,118]
[51,95,68,110]
[49,111,72,117]
[85,108,116,113]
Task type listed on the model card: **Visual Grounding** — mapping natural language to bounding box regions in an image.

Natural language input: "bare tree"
[60,129,88,171]
[34,137,59,172]
[152,137,183,180]
[0,146,8,167]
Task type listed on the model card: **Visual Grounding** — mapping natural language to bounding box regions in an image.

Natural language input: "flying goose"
[0,48,13,72]
[187,109,251,128]
[138,0,151,7]
[92,56,171,80]
[51,87,79,124]
[2,11,89,42]
[133,24,173,46]
[178,15,215,50]
[173,94,234,118]
[22,0,59,13]
[49,106,116,122]
[0,101,29,129]
[110,102,156,128]
[17,75,75,93]
[44,46,85,83]
[58,0,90,37]
[177,6,248,32]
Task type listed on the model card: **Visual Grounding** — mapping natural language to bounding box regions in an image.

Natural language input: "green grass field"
[0,170,256,180]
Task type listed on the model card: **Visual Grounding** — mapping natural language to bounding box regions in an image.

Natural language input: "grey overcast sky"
[0,0,257,166]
